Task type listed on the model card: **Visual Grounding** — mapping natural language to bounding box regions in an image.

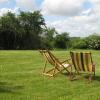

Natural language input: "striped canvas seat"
[39,50,72,77]
[70,51,95,81]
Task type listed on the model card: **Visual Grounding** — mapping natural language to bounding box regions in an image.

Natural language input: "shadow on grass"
[62,72,100,81]
[94,76,100,81]
[0,81,24,93]
[61,72,79,81]
[61,72,70,76]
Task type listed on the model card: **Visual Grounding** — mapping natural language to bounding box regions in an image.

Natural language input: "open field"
[0,50,100,100]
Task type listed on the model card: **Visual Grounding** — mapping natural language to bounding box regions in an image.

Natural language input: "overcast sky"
[0,0,100,37]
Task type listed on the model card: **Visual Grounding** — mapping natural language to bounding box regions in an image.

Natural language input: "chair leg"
[69,65,74,80]
[76,70,80,75]
[88,74,92,83]
[42,61,55,77]
[89,70,95,81]
[69,72,73,80]
[43,61,47,73]
[53,67,56,76]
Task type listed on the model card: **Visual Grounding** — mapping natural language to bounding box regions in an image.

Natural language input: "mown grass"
[0,50,100,100]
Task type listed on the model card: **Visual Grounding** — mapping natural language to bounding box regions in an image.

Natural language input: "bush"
[85,34,100,50]
[69,37,87,49]
[54,32,70,49]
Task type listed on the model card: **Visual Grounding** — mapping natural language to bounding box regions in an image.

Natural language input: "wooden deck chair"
[39,50,72,77]
[70,51,95,82]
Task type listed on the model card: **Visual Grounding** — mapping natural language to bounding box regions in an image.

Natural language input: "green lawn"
[0,50,100,100]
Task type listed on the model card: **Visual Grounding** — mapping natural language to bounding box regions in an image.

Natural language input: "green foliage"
[69,34,100,50]
[0,11,100,50]
[0,12,20,49]
[70,37,87,49]
[17,11,45,49]
[85,34,100,50]
[40,27,58,49]
[0,11,45,49]
[54,32,70,49]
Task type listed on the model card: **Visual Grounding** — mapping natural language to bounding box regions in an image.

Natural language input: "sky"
[0,0,100,37]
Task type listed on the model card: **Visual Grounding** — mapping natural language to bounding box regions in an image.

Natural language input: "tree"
[0,12,20,49]
[18,11,45,49]
[0,11,45,49]
[69,37,87,49]
[54,32,70,49]
[40,27,58,49]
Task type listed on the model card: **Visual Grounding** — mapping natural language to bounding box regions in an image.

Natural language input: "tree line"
[0,11,100,50]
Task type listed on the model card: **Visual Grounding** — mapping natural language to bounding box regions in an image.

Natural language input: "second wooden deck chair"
[39,50,72,77]
[70,51,95,81]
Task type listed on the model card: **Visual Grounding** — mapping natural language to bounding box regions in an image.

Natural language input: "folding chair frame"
[39,50,72,77]
[70,51,95,82]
